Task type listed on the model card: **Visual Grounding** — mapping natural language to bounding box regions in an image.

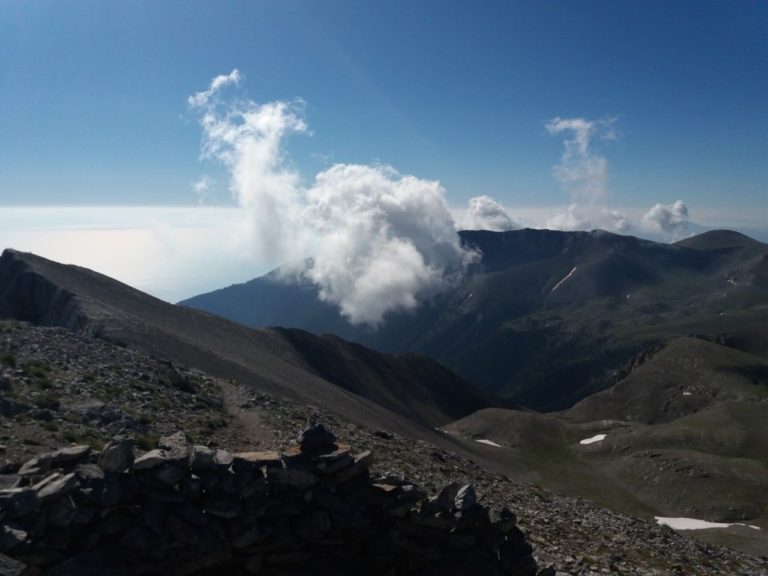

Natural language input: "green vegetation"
[206,416,228,430]
[135,435,158,451]
[138,414,154,425]
[0,352,16,368]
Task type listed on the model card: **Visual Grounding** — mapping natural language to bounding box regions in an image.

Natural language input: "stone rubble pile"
[0,425,542,575]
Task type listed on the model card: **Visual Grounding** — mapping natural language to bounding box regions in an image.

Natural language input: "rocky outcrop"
[0,425,540,575]
[0,250,86,332]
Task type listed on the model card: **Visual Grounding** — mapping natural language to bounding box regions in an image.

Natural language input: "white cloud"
[190,70,475,326]
[457,195,519,231]
[545,116,616,204]
[641,200,690,241]
[545,204,629,233]
[192,176,212,205]
[545,116,628,232]
[187,69,242,108]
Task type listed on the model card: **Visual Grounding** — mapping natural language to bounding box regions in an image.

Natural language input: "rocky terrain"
[0,320,230,468]
[1,323,766,574]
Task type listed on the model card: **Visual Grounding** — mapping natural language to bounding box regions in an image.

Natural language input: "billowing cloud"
[545,116,628,232]
[641,200,690,241]
[190,70,475,326]
[545,204,630,233]
[458,195,519,232]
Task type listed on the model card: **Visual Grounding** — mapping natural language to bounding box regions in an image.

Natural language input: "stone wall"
[0,426,540,575]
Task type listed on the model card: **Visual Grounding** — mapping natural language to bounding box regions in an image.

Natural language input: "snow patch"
[579,434,606,445]
[551,267,577,293]
[475,439,502,448]
[655,517,761,531]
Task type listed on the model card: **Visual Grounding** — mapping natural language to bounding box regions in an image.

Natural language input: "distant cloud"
[458,195,519,231]
[187,69,242,108]
[192,176,212,205]
[545,116,616,204]
[545,116,628,232]
[641,200,690,241]
[545,204,630,233]
[190,70,475,326]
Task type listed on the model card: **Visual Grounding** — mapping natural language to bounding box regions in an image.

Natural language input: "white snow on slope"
[655,517,760,531]
[579,434,606,445]
[475,439,502,448]
[551,267,578,292]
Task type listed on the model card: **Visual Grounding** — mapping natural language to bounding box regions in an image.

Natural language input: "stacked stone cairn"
[0,425,541,575]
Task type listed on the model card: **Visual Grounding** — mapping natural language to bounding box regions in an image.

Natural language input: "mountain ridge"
[180,228,768,410]
[0,248,500,436]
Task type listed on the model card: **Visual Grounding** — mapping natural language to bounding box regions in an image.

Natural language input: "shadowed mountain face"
[0,249,499,434]
[180,229,768,410]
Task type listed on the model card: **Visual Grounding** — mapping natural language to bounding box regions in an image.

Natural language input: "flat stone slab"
[132,449,167,471]
[233,451,281,465]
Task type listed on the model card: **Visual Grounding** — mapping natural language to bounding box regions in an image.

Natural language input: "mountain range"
[181,228,768,410]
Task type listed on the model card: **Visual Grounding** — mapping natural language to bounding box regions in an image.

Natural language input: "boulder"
[97,439,134,473]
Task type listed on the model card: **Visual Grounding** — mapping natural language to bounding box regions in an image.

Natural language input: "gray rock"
[158,432,188,465]
[51,445,91,465]
[190,445,216,470]
[0,525,26,552]
[75,464,105,482]
[267,466,317,489]
[0,489,39,519]
[37,472,78,502]
[454,484,476,511]
[132,449,166,471]
[154,464,186,486]
[32,471,62,491]
[434,482,461,512]
[214,449,233,467]
[0,477,20,491]
[47,495,78,527]
[0,552,25,576]
[158,431,187,452]
[17,453,52,476]
[98,438,134,473]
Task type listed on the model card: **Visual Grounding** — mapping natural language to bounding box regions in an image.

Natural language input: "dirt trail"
[217,380,279,450]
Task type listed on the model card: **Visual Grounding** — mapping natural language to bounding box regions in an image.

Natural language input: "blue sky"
[1,1,767,301]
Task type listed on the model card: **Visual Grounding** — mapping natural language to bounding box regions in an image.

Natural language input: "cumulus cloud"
[190,70,475,326]
[457,196,519,232]
[545,117,629,232]
[641,200,690,241]
[545,204,630,233]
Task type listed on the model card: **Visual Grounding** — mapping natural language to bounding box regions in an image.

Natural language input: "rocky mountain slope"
[180,229,768,411]
[0,248,498,438]
[0,321,765,574]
